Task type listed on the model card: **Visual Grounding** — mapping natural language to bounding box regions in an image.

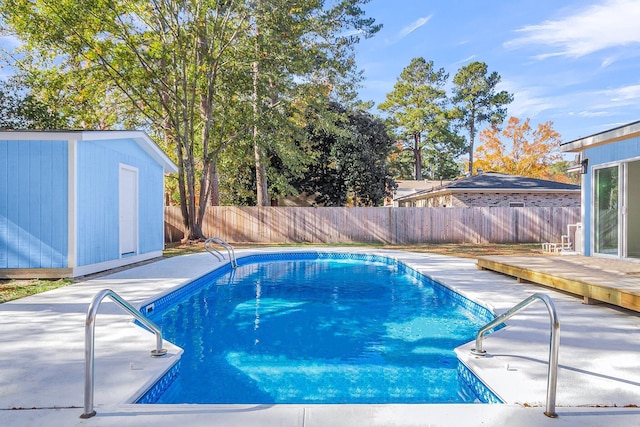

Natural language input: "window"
[509,202,525,207]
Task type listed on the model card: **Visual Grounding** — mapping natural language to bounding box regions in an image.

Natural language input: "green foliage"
[378,57,461,181]
[451,61,513,174]
[550,160,581,185]
[0,82,66,129]
[386,141,415,180]
[292,102,395,206]
[1,0,380,238]
[248,0,381,205]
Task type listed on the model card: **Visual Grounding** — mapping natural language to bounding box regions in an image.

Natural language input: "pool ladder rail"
[81,289,168,419]
[204,237,238,268]
[470,293,560,418]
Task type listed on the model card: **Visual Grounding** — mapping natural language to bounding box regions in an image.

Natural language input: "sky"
[354,0,640,143]
[2,0,639,145]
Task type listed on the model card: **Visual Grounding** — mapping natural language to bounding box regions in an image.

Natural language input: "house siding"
[581,135,640,256]
[76,138,165,266]
[0,139,68,269]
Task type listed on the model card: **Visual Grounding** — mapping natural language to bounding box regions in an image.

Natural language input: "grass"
[1,242,543,304]
[0,278,74,304]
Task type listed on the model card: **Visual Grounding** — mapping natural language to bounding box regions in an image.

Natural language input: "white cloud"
[505,0,640,59]
[554,83,640,118]
[452,55,476,65]
[599,83,640,103]
[397,15,432,40]
[498,80,560,118]
[383,15,432,46]
[568,111,614,118]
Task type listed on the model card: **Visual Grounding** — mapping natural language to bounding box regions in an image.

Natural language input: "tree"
[247,0,381,206]
[293,103,395,206]
[474,117,565,180]
[346,108,397,205]
[451,61,513,175]
[387,140,415,180]
[1,0,380,239]
[421,120,466,180]
[0,79,66,129]
[378,58,453,180]
[1,0,254,240]
[549,160,581,185]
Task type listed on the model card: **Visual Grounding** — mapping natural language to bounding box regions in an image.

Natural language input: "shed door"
[119,165,138,257]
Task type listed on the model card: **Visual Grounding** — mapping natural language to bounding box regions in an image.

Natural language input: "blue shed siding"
[138,161,165,254]
[0,139,68,268]
[581,136,640,255]
[75,138,165,266]
[0,140,5,268]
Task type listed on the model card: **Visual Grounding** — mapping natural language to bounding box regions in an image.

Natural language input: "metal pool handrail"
[204,237,238,268]
[204,238,224,261]
[81,289,167,419]
[470,293,560,418]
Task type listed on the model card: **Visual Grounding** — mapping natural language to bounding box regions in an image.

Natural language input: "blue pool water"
[143,253,494,404]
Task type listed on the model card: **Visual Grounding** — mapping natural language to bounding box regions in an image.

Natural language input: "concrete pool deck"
[1,248,639,426]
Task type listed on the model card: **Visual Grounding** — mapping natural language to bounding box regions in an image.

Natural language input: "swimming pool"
[139,253,499,404]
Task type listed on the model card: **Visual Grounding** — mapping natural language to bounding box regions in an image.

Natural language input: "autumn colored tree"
[474,117,569,181]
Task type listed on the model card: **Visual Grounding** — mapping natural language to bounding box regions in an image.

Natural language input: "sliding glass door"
[594,166,619,256]
[626,160,640,258]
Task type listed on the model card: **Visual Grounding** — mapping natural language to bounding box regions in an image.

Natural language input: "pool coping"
[1,247,639,426]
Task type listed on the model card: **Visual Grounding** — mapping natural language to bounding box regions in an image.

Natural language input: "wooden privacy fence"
[165,206,580,245]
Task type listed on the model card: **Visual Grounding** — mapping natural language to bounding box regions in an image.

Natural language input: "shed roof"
[394,172,580,202]
[0,130,178,173]
[561,119,640,152]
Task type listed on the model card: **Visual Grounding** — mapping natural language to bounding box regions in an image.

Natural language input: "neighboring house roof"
[395,172,580,203]
[392,180,452,200]
[561,119,640,152]
[0,130,178,173]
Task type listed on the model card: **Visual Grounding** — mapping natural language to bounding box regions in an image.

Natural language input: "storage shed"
[562,120,640,259]
[0,130,178,278]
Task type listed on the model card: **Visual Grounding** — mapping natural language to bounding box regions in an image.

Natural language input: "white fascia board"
[0,130,178,173]
[561,120,640,152]
[0,130,82,141]
[80,130,178,174]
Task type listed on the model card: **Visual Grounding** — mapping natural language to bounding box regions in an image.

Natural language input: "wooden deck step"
[476,255,640,312]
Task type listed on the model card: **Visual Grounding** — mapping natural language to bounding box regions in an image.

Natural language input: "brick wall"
[452,192,580,208]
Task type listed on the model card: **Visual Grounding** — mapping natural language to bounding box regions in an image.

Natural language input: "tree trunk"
[468,119,476,175]
[413,132,422,181]
[209,163,220,206]
[252,6,269,206]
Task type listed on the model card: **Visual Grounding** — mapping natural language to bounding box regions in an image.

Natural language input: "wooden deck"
[476,255,640,312]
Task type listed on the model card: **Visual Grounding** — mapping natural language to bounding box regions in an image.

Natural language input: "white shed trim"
[0,130,178,173]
